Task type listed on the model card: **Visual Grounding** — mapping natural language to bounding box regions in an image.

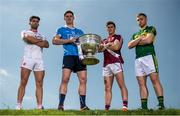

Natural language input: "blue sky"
[0,0,180,109]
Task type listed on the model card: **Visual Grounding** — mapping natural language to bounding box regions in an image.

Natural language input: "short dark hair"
[106,21,116,28]
[64,10,74,16]
[137,13,147,18]
[29,16,40,22]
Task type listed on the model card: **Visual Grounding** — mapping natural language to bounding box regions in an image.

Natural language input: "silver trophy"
[78,33,101,65]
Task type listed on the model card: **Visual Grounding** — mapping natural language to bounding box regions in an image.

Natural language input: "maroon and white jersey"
[102,34,124,67]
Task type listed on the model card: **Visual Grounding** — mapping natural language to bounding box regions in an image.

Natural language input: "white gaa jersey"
[21,30,46,59]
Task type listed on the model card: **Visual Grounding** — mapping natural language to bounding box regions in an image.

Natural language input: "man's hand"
[104,42,113,49]
[98,44,106,52]
[35,40,49,48]
[70,37,78,44]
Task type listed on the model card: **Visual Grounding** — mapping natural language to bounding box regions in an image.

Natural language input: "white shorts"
[103,63,123,77]
[135,55,158,77]
[21,57,45,71]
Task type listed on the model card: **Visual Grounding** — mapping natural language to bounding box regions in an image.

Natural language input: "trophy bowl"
[78,33,101,65]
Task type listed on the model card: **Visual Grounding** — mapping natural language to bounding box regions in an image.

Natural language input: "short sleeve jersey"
[21,30,46,59]
[56,26,84,56]
[103,34,124,67]
[131,26,157,59]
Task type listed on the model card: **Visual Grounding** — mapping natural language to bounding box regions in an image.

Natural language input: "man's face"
[64,13,74,25]
[29,18,39,29]
[107,24,115,35]
[137,15,147,28]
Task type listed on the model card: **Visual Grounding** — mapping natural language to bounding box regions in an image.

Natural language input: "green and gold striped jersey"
[131,26,157,59]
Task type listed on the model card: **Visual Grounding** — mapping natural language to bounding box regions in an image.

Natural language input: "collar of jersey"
[140,25,148,31]
[64,25,75,29]
[30,29,38,32]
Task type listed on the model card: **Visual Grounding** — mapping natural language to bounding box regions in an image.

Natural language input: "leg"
[115,72,128,109]
[150,72,163,97]
[104,75,114,110]
[150,72,164,109]
[58,68,71,110]
[60,68,71,94]
[77,70,89,109]
[34,71,45,109]
[137,76,148,109]
[17,67,31,108]
[77,70,87,95]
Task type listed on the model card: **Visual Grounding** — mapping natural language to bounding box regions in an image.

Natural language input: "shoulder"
[56,26,67,33]
[21,30,34,36]
[147,26,156,35]
[21,30,32,34]
[114,34,122,41]
[132,32,139,40]
[57,27,65,31]
[148,26,156,29]
[75,28,84,34]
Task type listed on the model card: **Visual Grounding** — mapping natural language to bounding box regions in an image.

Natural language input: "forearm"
[138,38,149,45]
[35,40,49,48]
[53,39,72,45]
[128,38,141,49]
[52,36,73,45]
[107,45,119,51]
[43,40,49,48]
[138,34,155,45]
[24,36,42,44]
[98,45,106,52]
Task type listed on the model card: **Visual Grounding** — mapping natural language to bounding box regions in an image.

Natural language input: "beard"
[31,24,38,30]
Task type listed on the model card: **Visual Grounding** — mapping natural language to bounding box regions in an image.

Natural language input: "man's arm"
[107,39,122,51]
[52,35,76,45]
[98,44,106,52]
[138,33,155,45]
[128,37,142,49]
[23,35,42,44]
[35,40,49,48]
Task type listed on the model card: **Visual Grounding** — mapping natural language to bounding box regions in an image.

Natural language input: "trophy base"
[82,57,99,65]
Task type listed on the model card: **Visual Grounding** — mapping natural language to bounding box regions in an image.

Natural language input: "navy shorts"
[62,55,87,73]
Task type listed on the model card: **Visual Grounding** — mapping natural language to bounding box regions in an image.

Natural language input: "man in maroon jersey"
[99,21,128,111]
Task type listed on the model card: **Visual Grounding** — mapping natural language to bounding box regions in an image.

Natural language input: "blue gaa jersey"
[56,26,84,56]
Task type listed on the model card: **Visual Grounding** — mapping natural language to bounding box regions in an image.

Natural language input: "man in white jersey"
[16,16,49,110]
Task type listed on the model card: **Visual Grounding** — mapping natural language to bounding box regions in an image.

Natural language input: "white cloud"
[0,68,9,77]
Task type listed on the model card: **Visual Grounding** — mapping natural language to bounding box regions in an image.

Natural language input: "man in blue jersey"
[52,10,90,111]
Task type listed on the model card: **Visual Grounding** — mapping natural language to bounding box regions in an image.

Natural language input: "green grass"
[0,109,180,115]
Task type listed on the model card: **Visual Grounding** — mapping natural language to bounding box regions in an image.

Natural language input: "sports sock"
[79,95,86,108]
[105,105,110,110]
[158,96,164,107]
[123,100,128,107]
[141,98,148,109]
[59,94,66,106]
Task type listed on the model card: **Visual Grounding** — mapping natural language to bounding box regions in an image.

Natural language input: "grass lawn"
[0,109,180,115]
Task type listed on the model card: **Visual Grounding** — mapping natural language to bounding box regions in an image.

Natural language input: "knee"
[61,77,70,84]
[138,81,146,88]
[20,79,28,88]
[151,78,159,86]
[36,80,43,88]
[105,85,111,93]
[79,76,87,84]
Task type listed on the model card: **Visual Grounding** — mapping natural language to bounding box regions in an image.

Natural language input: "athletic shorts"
[21,57,44,71]
[135,54,158,77]
[103,62,123,77]
[62,55,86,73]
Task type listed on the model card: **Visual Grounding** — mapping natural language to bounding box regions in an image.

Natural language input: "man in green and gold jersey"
[128,13,165,110]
